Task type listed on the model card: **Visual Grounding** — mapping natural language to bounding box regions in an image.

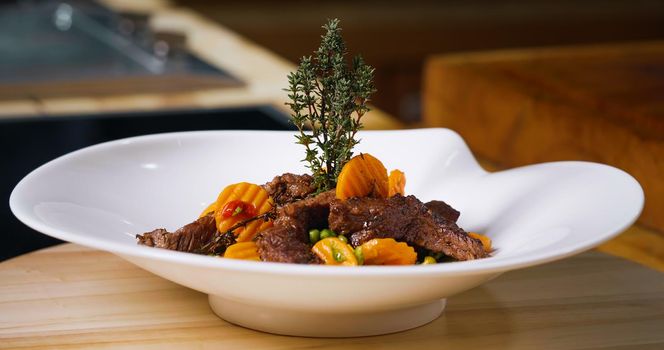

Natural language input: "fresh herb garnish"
[197,210,275,255]
[286,18,376,192]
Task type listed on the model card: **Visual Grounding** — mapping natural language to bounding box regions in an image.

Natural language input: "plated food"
[136,153,492,265]
[136,19,490,265]
[10,128,644,336]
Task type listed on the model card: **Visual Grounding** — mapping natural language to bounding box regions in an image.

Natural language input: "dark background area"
[1,107,293,261]
[177,0,664,122]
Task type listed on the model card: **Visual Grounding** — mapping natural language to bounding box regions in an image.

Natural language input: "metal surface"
[0,1,241,98]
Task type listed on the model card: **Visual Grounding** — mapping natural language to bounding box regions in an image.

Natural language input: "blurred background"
[181,0,664,122]
[1,0,663,269]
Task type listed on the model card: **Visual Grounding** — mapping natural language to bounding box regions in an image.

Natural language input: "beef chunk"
[274,190,336,232]
[409,217,486,260]
[263,173,317,205]
[425,200,460,223]
[202,231,237,255]
[256,226,321,264]
[137,214,218,253]
[255,191,336,264]
[328,195,424,236]
[329,195,487,260]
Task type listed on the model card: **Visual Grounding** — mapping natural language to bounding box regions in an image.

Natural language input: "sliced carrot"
[224,241,260,261]
[215,182,274,242]
[388,169,406,197]
[312,237,358,266]
[469,232,492,253]
[198,201,217,218]
[360,238,417,265]
[336,153,389,200]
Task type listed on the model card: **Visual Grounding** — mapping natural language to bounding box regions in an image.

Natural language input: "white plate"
[10,129,643,337]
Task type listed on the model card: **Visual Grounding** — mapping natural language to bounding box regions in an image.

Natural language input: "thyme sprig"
[286,18,376,192]
[198,210,276,255]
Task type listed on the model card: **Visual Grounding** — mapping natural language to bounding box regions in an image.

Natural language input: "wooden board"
[1,244,664,349]
[423,41,664,233]
[598,224,664,272]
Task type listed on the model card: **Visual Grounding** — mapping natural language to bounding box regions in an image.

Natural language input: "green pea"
[333,249,346,262]
[320,228,336,239]
[422,256,437,265]
[309,229,320,244]
[338,235,348,243]
[354,246,364,265]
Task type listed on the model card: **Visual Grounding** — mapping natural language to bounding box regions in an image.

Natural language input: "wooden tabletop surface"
[1,244,663,349]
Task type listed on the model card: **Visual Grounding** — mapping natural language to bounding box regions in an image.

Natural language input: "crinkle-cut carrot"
[468,232,492,253]
[336,153,389,200]
[215,182,274,242]
[198,201,217,218]
[388,169,406,197]
[312,237,358,266]
[224,241,261,261]
[359,238,417,265]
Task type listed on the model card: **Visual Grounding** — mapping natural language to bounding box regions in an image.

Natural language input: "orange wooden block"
[424,42,664,234]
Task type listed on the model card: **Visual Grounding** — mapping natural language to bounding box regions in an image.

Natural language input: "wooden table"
[1,244,663,349]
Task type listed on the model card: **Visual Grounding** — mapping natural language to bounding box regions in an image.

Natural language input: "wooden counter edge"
[0,0,404,131]
[424,40,664,66]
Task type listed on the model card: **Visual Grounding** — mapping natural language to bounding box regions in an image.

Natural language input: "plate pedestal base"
[208,295,446,337]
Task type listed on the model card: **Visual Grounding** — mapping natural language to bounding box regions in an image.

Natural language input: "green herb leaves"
[286,18,376,192]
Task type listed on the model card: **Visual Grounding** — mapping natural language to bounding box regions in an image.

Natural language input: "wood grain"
[423,41,664,233]
[0,75,242,101]
[1,244,663,349]
[598,225,664,272]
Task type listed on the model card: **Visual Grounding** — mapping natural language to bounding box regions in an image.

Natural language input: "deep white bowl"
[10,129,643,337]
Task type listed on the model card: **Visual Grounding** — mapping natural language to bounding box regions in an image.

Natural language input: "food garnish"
[214,182,274,242]
[358,238,417,266]
[469,232,492,253]
[312,237,359,266]
[286,18,376,193]
[336,153,389,200]
[387,169,406,197]
[199,202,217,218]
[224,241,261,261]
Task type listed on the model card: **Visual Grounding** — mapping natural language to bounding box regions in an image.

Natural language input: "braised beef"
[137,173,490,263]
[274,190,335,231]
[202,231,237,255]
[329,195,487,260]
[263,173,317,205]
[137,214,218,253]
[425,200,460,223]
[254,191,335,264]
[256,226,321,264]
[136,172,316,255]
[410,217,487,260]
[328,195,423,236]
